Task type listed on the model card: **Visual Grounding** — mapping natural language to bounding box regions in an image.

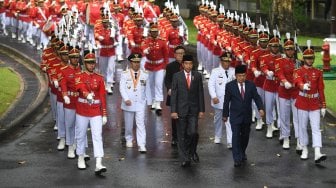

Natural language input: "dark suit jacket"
[171,70,205,117]
[223,80,263,125]
[164,60,181,106]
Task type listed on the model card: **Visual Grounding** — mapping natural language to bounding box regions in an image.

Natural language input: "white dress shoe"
[300,146,308,160]
[255,119,263,130]
[95,157,107,175]
[77,155,86,170]
[271,123,279,131]
[214,137,221,144]
[314,147,327,163]
[227,143,232,149]
[266,125,273,138]
[126,141,133,148]
[282,137,290,150]
[57,138,65,150]
[138,146,147,153]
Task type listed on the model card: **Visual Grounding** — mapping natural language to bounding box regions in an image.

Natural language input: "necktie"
[240,82,245,99]
[134,72,138,79]
[186,73,190,89]
[225,70,228,78]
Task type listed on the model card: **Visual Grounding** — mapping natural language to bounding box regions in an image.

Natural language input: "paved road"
[0,37,336,187]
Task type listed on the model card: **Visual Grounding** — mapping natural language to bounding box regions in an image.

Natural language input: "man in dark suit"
[164,46,186,146]
[171,54,205,167]
[223,65,265,167]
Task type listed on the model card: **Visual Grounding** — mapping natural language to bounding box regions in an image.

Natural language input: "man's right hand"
[212,97,219,104]
[167,89,171,96]
[171,113,179,119]
[222,117,228,122]
[125,100,132,106]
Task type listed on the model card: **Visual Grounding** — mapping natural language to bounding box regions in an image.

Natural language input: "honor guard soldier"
[260,32,281,138]
[293,40,327,163]
[119,53,152,153]
[143,0,160,23]
[141,22,168,116]
[60,44,82,159]
[95,13,117,94]
[274,34,300,150]
[208,52,235,148]
[75,49,107,175]
[166,14,184,63]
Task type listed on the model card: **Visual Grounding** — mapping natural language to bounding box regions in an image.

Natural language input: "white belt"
[299,91,319,98]
[68,91,79,97]
[78,97,101,104]
[19,14,29,17]
[101,45,114,48]
[148,59,164,64]
[266,77,276,81]
[169,44,178,48]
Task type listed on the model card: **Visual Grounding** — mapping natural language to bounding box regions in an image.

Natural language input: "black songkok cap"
[235,65,247,74]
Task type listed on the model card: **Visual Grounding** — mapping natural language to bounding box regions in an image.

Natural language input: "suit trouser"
[214,108,232,144]
[279,97,299,139]
[177,115,198,162]
[148,69,165,102]
[124,109,146,147]
[57,101,65,138]
[99,55,116,84]
[64,108,76,146]
[76,114,104,158]
[297,109,322,148]
[231,122,251,162]
[196,41,202,67]
[49,88,57,121]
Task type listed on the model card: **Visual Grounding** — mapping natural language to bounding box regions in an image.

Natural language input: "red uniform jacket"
[275,57,299,99]
[142,37,169,71]
[166,27,183,58]
[250,47,269,88]
[60,65,82,109]
[260,53,281,92]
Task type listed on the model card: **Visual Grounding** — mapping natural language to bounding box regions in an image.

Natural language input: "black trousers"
[171,118,178,141]
[177,115,198,162]
[231,122,251,162]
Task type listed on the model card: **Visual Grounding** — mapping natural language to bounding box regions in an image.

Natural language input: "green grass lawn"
[0,67,21,116]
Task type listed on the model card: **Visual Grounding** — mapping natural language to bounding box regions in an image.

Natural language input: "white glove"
[96,44,102,49]
[63,96,70,104]
[87,93,93,100]
[36,24,40,29]
[130,41,136,47]
[143,48,150,54]
[267,71,274,78]
[102,116,107,125]
[53,80,59,88]
[321,108,326,118]
[254,70,261,78]
[42,67,47,72]
[98,36,104,41]
[226,46,232,52]
[238,55,243,62]
[303,83,311,91]
[213,40,217,46]
[183,41,189,46]
[284,81,292,89]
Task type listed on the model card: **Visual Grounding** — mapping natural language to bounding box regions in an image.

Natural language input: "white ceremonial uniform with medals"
[120,69,152,149]
[208,66,235,145]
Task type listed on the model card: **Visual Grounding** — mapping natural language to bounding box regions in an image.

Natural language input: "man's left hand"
[259,110,265,117]
[198,112,204,119]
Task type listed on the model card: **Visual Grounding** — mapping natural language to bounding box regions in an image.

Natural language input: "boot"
[37,44,42,50]
[53,123,58,131]
[77,155,86,170]
[155,101,162,116]
[314,147,327,163]
[151,100,156,110]
[67,144,76,159]
[4,29,8,36]
[84,153,90,161]
[12,33,16,39]
[197,64,203,71]
[252,110,256,122]
[271,122,279,131]
[255,119,263,130]
[300,146,308,160]
[22,37,26,43]
[282,137,290,150]
[296,138,303,155]
[57,138,65,150]
[95,157,107,175]
[266,125,273,138]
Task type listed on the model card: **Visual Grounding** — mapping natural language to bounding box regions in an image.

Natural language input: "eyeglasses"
[175,52,185,55]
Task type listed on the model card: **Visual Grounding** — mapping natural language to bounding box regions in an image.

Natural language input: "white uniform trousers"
[116,34,123,58]
[10,17,17,34]
[124,108,146,147]
[75,114,104,158]
[297,109,322,148]
[275,93,280,128]
[212,55,219,71]
[279,98,299,139]
[64,108,76,146]
[148,69,165,102]
[264,91,277,125]
[26,22,33,41]
[0,13,6,30]
[49,88,57,121]
[253,87,265,120]
[214,108,232,144]
[196,41,202,68]
[99,55,116,84]
[18,20,28,39]
[56,101,65,138]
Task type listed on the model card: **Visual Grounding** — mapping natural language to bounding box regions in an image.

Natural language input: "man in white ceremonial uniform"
[120,53,152,153]
[208,52,235,148]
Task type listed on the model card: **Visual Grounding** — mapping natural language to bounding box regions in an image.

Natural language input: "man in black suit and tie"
[164,46,186,146]
[223,65,265,167]
[171,54,205,167]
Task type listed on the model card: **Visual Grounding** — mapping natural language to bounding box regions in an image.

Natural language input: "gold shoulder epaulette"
[61,65,68,70]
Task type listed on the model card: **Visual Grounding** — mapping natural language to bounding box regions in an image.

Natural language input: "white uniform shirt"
[120,69,152,112]
[208,66,235,109]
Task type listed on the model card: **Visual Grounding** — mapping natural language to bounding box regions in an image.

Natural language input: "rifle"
[294,31,303,68]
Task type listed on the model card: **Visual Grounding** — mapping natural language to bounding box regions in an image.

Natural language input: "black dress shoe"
[155,109,162,116]
[181,161,191,167]
[234,161,242,167]
[192,153,200,163]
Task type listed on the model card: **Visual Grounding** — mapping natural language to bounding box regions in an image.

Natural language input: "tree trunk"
[271,0,295,33]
